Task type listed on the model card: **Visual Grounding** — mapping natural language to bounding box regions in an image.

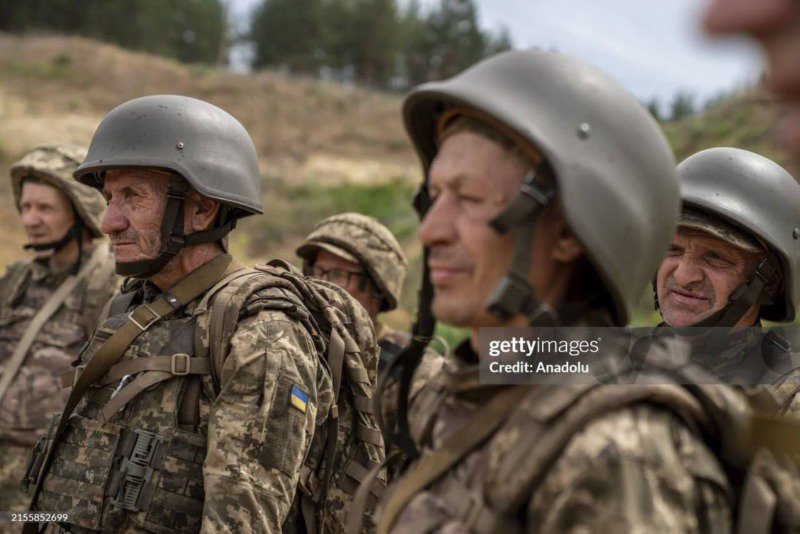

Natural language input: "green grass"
[4,54,75,81]
[244,176,418,257]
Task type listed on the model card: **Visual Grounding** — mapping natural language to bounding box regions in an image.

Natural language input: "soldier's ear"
[552,231,583,263]
[547,209,583,263]
[765,262,784,297]
[186,192,221,232]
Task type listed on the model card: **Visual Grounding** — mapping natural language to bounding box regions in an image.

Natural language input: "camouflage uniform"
[373,51,749,533]
[0,146,118,512]
[657,149,800,423]
[29,273,332,532]
[375,323,443,450]
[392,334,734,533]
[23,97,335,533]
[297,213,446,462]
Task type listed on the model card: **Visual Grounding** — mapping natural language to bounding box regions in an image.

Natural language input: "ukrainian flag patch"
[290,385,309,413]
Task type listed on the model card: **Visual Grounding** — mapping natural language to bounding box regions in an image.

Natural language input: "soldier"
[704,0,800,151]
[21,95,336,532]
[653,147,800,385]
[296,213,443,463]
[0,145,118,512]
[369,50,769,533]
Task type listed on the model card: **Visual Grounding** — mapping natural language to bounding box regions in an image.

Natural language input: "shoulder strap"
[0,246,106,405]
[195,268,275,393]
[24,253,237,523]
[376,385,531,534]
[484,383,710,515]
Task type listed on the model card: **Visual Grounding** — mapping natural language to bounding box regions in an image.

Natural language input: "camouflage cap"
[679,207,762,253]
[10,145,104,238]
[297,213,408,311]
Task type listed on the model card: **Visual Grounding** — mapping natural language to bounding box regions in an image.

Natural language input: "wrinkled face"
[101,169,168,264]
[19,181,76,258]
[656,227,760,326]
[418,131,531,328]
[309,249,382,319]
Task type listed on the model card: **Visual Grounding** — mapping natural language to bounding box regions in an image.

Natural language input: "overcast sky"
[228,0,763,108]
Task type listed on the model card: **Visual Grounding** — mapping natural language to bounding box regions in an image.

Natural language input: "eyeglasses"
[306,264,369,289]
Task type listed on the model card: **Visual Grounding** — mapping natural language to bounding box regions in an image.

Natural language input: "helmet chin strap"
[23,222,81,253]
[484,166,557,327]
[115,176,238,279]
[658,257,778,329]
[24,218,85,275]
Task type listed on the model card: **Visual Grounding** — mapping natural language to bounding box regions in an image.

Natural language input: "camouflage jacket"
[386,340,735,533]
[31,271,333,533]
[0,244,118,446]
[643,325,800,420]
[376,323,444,455]
[686,325,794,384]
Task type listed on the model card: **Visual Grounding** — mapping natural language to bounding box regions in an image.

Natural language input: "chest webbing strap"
[23,253,237,526]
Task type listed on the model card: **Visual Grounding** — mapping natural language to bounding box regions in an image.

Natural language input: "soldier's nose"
[672,258,704,286]
[418,196,457,247]
[100,206,129,235]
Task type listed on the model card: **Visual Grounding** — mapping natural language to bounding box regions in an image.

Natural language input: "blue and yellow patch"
[290,385,309,413]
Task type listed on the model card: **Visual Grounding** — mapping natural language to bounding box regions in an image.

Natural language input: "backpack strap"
[376,385,531,534]
[0,245,106,406]
[485,383,712,515]
[23,253,237,522]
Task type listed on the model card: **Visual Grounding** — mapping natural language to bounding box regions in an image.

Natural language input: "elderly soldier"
[654,148,800,385]
[22,96,335,532]
[0,145,118,512]
[297,213,443,464]
[366,50,768,533]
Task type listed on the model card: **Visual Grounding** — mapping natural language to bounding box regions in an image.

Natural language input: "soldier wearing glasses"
[297,213,443,473]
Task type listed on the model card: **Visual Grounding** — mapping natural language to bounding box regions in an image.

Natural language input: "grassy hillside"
[0,34,795,331]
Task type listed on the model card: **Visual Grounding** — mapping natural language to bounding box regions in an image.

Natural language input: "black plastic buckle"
[110,429,162,512]
[755,257,777,285]
[486,274,534,322]
[21,437,47,492]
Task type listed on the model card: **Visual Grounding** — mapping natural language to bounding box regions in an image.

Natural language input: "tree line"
[0,0,227,65]
[0,0,511,91]
[249,0,512,90]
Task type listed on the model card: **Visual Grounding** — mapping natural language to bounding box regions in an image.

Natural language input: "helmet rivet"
[577,122,591,139]
[794,228,800,239]
[176,142,185,150]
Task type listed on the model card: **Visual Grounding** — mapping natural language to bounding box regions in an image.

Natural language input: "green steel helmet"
[297,213,408,311]
[73,95,263,277]
[677,147,800,322]
[10,144,104,238]
[403,50,679,325]
[74,94,262,218]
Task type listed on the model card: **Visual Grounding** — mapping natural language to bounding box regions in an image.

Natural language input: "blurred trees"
[669,91,696,121]
[0,0,227,64]
[249,0,513,89]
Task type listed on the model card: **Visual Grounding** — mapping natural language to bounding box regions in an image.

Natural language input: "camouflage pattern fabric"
[376,323,444,459]
[687,327,793,384]
[0,244,117,511]
[30,274,332,533]
[296,213,408,311]
[10,145,105,238]
[385,335,737,533]
[0,443,32,513]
